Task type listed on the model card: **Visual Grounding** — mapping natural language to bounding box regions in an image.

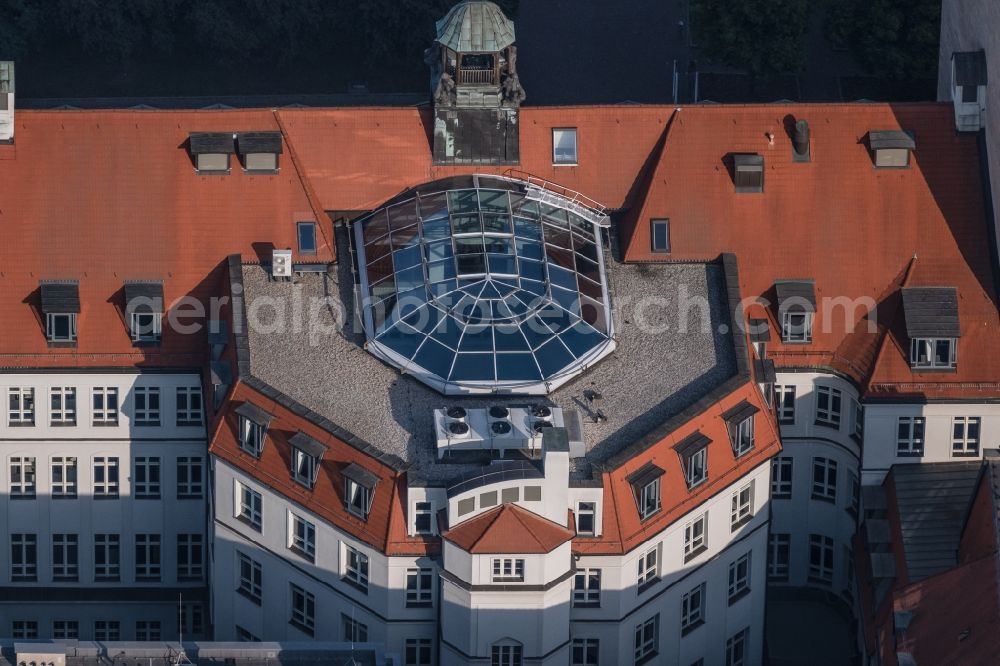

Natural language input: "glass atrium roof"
[353,175,616,395]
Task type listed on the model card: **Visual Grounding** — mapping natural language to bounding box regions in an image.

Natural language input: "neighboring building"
[0,2,997,665]
[856,456,1000,665]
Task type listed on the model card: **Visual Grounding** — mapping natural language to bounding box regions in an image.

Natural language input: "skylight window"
[297,222,317,255]
[552,128,578,165]
[353,175,615,395]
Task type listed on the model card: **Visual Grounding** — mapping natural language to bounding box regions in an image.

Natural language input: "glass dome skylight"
[353,174,615,395]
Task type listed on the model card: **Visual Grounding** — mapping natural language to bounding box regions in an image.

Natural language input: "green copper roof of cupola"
[435,1,516,53]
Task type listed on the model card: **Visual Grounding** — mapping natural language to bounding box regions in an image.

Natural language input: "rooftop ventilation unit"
[792,120,810,162]
[272,249,292,278]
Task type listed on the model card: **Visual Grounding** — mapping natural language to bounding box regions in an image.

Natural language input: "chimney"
[0,61,14,144]
[792,119,810,161]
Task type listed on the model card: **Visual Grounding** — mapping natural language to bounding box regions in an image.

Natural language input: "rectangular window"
[781,311,812,343]
[133,386,161,425]
[237,551,263,604]
[52,533,79,581]
[177,457,204,498]
[342,614,368,642]
[12,621,38,639]
[849,472,860,515]
[639,478,661,520]
[344,544,370,591]
[896,416,926,457]
[180,603,204,637]
[650,219,670,253]
[962,83,979,104]
[290,584,315,636]
[196,153,229,173]
[237,483,263,530]
[809,534,834,584]
[176,387,204,426]
[11,534,37,581]
[771,456,793,500]
[811,457,838,503]
[53,620,78,639]
[289,513,316,560]
[728,552,751,603]
[46,312,77,343]
[10,456,36,499]
[730,481,754,530]
[851,399,864,440]
[576,501,596,535]
[94,534,120,581]
[177,534,204,580]
[94,620,120,641]
[775,385,795,424]
[236,625,261,642]
[633,614,659,664]
[952,417,981,457]
[405,638,433,666]
[768,533,790,581]
[681,582,706,633]
[130,311,162,343]
[94,457,120,498]
[815,386,842,428]
[291,447,319,488]
[240,416,266,457]
[298,222,318,255]
[414,501,433,534]
[346,478,374,519]
[50,387,77,425]
[572,568,601,607]
[571,638,599,666]
[135,533,161,581]
[684,447,708,489]
[51,456,77,499]
[552,127,578,165]
[637,547,658,591]
[406,568,434,607]
[8,387,35,425]
[726,628,750,666]
[732,416,755,457]
[134,456,161,499]
[492,557,525,582]
[910,337,956,369]
[136,620,161,641]
[684,513,708,561]
[492,644,523,666]
[92,387,119,424]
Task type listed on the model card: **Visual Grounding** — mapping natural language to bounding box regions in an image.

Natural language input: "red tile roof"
[616,103,1000,398]
[441,503,574,554]
[0,109,330,368]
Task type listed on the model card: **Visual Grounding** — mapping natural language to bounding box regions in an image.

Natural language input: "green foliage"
[691,0,809,75]
[827,0,940,79]
[0,0,40,58]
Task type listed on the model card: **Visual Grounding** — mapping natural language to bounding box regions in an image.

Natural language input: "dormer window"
[627,462,664,520]
[40,282,80,345]
[675,432,710,490]
[901,287,960,370]
[775,279,816,343]
[124,282,164,345]
[189,132,235,174]
[288,432,326,489]
[722,401,759,457]
[236,132,283,173]
[234,402,273,458]
[342,462,379,520]
[868,130,915,168]
[733,153,764,193]
[951,51,987,132]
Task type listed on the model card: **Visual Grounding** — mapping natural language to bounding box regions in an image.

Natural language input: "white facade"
[214,442,771,666]
[0,372,208,641]
[768,372,860,598]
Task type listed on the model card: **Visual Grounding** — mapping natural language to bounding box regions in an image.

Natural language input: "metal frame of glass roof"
[353,174,616,395]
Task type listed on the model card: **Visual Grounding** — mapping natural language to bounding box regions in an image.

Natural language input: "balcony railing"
[458,68,496,85]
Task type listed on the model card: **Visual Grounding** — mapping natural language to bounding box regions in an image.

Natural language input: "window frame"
[811,457,838,503]
[129,311,162,344]
[50,386,77,425]
[94,533,120,581]
[10,456,36,499]
[134,533,162,581]
[808,533,835,584]
[492,557,526,583]
[177,456,204,499]
[342,614,368,642]
[346,477,374,520]
[650,218,671,254]
[909,337,957,369]
[405,638,433,666]
[133,456,161,499]
[290,583,316,636]
[237,551,263,604]
[815,386,842,428]
[297,221,318,255]
[52,533,79,582]
[92,387,119,425]
[288,513,316,561]
[774,385,795,424]
[681,582,706,633]
[10,533,37,581]
[570,638,599,666]
[414,501,433,534]
[683,513,708,561]
[572,567,601,607]
[93,456,120,499]
[771,456,793,500]
[730,481,754,530]
[781,311,812,343]
[406,567,434,607]
[636,547,658,591]
[633,614,659,665]
[552,127,578,165]
[240,416,266,457]
[727,552,752,603]
[177,533,204,581]
[768,533,791,581]
[896,416,926,457]
[576,501,596,536]
[638,477,661,520]
[176,386,204,426]
[726,627,750,666]
[291,447,319,489]
[46,312,77,343]
[8,387,35,426]
[51,456,77,499]
[952,416,981,457]
[133,386,161,426]
[684,446,708,489]
[344,544,370,592]
[237,483,263,530]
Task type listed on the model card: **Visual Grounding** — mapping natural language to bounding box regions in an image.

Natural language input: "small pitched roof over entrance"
[435,1,515,52]
[442,503,573,554]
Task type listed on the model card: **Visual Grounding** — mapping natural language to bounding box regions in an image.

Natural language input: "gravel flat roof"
[241,255,736,484]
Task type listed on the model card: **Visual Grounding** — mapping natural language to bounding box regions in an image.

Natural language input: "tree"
[691,0,809,75]
[827,0,940,79]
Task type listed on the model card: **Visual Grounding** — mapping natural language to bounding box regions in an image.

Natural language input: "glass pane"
[477,189,510,213]
[392,245,422,271]
[426,240,454,262]
[496,353,542,381]
[390,225,420,251]
[494,324,530,351]
[488,254,517,275]
[513,216,543,239]
[449,353,495,382]
[411,338,456,378]
[451,213,481,235]
[458,326,494,352]
[449,190,480,214]
[362,210,389,245]
[426,259,456,283]
[387,201,419,231]
[534,338,575,376]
